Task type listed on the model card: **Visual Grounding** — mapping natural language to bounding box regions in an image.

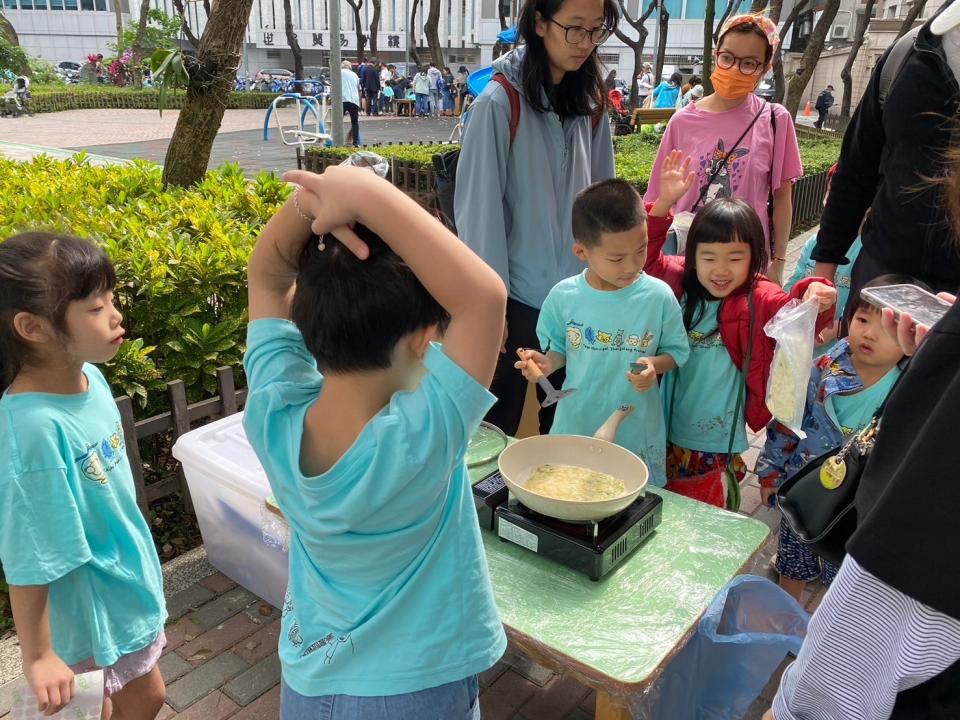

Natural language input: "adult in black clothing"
[812,84,833,129]
[363,60,381,116]
[812,5,960,306]
[766,141,960,720]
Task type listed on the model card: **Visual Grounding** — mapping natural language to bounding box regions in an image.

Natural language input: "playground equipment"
[263,87,332,150]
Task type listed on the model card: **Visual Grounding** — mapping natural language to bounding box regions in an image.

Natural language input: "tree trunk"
[655,2,668,82]
[369,0,381,55]
[614,0,655,108]
[424,0,442,68]
[113,0,124,50]
[769,0,783,23]
[771,0,809,104]
[282,0,304,78]
[0,11,19,45]
[497,0,508,31]
[130,0,151,87]
[703,0,716,93]
[840,0,876,117]
[409,0,422,66]
[161,0,255,187]
[896,0,929,38]
[345,0,367,60]
[784,0,842,117]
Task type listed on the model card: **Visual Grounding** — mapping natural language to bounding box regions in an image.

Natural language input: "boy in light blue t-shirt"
[517,179,690,485]
[243,164,507,719]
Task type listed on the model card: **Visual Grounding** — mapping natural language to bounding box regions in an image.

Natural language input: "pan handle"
[593,404,635,443]
[516,348,545,381]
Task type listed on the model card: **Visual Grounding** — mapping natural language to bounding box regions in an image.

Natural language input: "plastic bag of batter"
[764,298,818,438]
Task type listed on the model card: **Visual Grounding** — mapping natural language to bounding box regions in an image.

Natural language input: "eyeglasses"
[549,18,611,45]
[714,51,764,76]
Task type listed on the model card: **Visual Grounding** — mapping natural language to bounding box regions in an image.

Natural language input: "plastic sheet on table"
[481,488,771,714]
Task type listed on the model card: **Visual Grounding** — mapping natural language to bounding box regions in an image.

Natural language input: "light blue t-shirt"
[827,366,900,437]
[785,233,863,354]
[0,365,166,666]
[537,272,689,486]
[340,69,361,106]
[661,299,749,454]
[242,319,506,697]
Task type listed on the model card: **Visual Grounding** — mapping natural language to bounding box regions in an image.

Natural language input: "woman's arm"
[769,183,793,285]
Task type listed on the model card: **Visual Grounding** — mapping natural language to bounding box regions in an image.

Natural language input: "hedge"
[0,155,289,413]
[20,85,277,113]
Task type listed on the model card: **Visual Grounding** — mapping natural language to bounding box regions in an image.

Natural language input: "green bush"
[305,131,841,196]
[0,155,290,413]
[6,85,277,113]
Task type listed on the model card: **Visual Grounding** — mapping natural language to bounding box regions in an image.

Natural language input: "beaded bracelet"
[292,186,315,224]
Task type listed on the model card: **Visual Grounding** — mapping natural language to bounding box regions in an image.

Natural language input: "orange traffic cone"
[803,101,812,116]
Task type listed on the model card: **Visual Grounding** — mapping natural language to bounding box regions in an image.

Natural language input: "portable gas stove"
[472,470,663,581]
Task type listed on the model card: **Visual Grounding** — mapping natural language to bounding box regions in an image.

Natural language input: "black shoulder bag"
[776,363,909,566]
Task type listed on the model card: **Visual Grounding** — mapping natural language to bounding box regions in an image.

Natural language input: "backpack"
[433,74,604,233]
[878,26,920,108]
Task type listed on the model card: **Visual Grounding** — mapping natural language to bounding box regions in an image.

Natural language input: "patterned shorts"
[776,518,839,584]
[664,443,747,508]
[69,629,165,697]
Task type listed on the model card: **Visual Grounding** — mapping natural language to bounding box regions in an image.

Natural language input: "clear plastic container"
[172,413,289,608]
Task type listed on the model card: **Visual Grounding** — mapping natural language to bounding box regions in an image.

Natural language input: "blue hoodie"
[454,47,616,309]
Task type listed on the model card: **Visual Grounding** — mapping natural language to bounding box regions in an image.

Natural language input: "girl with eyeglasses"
[644,13,802,285]
[454,0,617,437]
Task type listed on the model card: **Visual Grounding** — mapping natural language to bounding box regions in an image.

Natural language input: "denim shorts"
[280,675,480,720]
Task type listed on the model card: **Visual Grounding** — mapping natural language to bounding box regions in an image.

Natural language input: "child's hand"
[23,651,75,715]
[283,167,389,259]
[626,357,657,392]
[803,282,837,311]
[760,486,777,507]
[514,349,551,382]
[658,150,696,208]
[816,320,840,347]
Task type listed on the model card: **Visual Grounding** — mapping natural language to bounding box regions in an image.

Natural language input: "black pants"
[814,109,827,129]
[485,298,564,436]
[343,102,360,146]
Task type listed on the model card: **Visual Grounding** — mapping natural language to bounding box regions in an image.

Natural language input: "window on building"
[79,0,94,9]
[19,0,33,10]
[2,0,17,9]
[663,0,681,20]
[94,0,106,9]
[49,0,64,9]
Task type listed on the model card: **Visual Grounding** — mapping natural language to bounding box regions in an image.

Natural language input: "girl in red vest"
[644,150,836,507]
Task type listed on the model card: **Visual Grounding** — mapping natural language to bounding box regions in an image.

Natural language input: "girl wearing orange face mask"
[643,14,802,285]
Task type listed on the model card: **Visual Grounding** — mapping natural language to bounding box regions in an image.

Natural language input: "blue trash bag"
[640,575,809,720]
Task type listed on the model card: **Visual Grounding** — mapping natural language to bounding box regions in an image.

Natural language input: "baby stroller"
[608,88,632,136]
[1,76,32,118]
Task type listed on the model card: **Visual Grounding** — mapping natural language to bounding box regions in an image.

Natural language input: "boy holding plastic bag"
[755,275,917,600]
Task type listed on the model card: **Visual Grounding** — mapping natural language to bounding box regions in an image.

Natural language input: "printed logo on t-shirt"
[566,321,655,353]
[282,590,356,664]
[74,421,125,484]
[700,139,749,204]
[689,327,724,348]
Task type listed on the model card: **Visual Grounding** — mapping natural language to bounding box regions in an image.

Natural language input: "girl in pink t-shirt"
[644,13,802,285]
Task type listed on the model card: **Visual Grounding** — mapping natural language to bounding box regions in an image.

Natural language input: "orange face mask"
[710,66,760,100]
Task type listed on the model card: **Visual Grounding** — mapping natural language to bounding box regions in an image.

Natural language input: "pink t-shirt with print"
[644,94,803,246]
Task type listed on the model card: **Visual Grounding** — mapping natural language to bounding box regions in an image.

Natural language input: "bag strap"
[767,104,777,252]
[879,26,920,109]
[491,73,521,146]
[692,103,767,211]
[726,287,755,462]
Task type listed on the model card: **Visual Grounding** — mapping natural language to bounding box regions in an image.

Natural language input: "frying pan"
[497,405,649,522]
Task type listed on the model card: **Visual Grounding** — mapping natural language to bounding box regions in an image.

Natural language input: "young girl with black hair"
[455,0,617,436]
[0,233,167,719]
[645,152,836,507]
